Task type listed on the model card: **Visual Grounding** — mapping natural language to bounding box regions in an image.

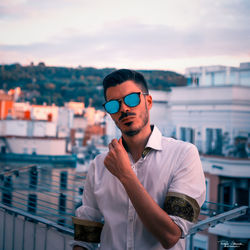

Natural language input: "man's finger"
[111,139,119,147]
[108,143,114,151]
[118,137,122,145]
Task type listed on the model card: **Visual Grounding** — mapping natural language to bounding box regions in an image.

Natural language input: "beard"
[116,105,149,137]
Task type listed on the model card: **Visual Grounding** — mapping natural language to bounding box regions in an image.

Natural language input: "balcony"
[0,164,248,250]
[208,221,250,238]
[201,155,250,178]
[0,203,73,250]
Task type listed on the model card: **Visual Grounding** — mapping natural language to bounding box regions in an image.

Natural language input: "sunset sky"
[0,0,250,73]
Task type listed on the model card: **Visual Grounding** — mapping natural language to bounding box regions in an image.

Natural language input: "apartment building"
[166,64,250,249]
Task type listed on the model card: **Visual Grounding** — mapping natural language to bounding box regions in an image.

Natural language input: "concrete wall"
[0,120,57,137]
[7,137,66,155]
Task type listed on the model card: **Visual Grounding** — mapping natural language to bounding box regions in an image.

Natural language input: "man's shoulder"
[91,151,108,168]
[95,151,108,161]
[161,136,195,151]
[160,137,199,161]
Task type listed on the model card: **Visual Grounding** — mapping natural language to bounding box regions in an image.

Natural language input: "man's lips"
[119,112,136,121]
[120,116,135,123]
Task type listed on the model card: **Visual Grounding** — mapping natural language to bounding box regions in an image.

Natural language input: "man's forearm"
[120,171,181,249]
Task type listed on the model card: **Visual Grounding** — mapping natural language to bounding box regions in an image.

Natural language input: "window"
[219,181,234,211]
[219,178,250,215]
[32,148,36,155]
[23,147,28,154]
[206,128,223,155]
[1,146,6,154]
[180,127,194,143]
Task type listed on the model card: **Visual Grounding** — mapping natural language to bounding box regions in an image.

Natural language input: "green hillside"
[0,63,187,108]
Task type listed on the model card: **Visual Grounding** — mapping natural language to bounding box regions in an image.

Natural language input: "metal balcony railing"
[0,202,74,250]
[0,164,86,229]
[0,164,248,250]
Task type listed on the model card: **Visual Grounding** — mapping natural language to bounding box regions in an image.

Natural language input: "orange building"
[0,92,14,120]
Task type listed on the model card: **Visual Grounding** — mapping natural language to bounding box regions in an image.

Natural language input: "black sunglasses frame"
[103,92,148,114]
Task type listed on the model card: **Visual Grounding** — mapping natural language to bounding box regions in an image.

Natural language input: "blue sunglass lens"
[104,100,119,114]
[104,93,141,114]
[124,93,140,107]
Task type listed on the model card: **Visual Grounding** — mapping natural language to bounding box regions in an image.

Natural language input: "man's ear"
[146,95,153,110]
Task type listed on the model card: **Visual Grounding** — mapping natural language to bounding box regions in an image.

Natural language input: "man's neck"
[122,124,152,162]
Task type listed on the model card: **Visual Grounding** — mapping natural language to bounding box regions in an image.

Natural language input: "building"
[185,62,250,87]
[65,101,85,116]
[30,104,59,122]
[0,119,69,156]
[160,63,250,249]
[0,94,75,162]
[0,91,14,120]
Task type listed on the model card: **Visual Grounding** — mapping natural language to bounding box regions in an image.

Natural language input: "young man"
[72,69,206,250]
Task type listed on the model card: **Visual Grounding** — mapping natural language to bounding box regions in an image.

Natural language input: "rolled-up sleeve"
[70,160,103,250]
[165,143,206,237]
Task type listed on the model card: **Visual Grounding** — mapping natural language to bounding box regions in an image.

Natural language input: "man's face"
[105,80,152,137]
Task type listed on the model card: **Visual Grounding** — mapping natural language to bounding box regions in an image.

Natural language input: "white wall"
[7,137,66,155]
[31,105,59,121]
[57,107,74,129]
[0,120,57,137]
[169,85,250,154]
[185,63,250,87]
[0,120,28,136]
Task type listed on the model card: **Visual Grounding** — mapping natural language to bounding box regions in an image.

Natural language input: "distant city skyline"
[0,0,250,74]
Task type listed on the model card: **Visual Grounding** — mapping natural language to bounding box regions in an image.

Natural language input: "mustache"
[119,112,136,121]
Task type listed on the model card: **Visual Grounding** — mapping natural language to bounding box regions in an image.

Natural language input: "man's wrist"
[119,168,136,185]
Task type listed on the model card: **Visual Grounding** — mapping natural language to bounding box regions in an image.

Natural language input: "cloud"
[1,21,249,62]
[0,0,250,71]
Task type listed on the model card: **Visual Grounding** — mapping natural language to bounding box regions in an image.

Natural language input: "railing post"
[59,193,66,213]
[189,234,194,250]
[2,176,12,206]
[60,171,68,190]
[58,193,66,226]
[28,193,37,214]
[29,166,38,189]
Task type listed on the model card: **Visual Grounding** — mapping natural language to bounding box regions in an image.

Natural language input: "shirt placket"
[126,162,137,250]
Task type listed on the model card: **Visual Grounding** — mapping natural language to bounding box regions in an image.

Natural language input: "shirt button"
[129,217,133,222]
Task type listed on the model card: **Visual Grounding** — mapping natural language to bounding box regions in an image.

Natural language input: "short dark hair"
[103,69,149,100]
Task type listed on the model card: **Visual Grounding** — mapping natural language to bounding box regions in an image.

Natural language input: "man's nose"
[119,100,130,113]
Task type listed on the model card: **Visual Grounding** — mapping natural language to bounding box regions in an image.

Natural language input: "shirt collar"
[145,125,163,151]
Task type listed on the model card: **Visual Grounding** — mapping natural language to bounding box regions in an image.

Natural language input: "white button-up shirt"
[73,125,206,250]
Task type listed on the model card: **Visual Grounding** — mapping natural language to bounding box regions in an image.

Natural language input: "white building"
[169,85,250,156]
[2,137,67,155]
[65,101,85,115]
[31,104,59,121]
[150,90,172,136]
[185,62,250,87]
[0,120,68,155]
[167,68,250,249]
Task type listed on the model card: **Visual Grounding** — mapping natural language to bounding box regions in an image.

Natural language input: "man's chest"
[94,156,173,214]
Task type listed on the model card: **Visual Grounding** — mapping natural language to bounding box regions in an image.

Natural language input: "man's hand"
[104,138,133,182]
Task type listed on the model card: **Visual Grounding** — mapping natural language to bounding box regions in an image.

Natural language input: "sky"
[0,0,250,74]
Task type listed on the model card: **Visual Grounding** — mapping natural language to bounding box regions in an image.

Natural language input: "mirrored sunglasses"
[103,92,148,114]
